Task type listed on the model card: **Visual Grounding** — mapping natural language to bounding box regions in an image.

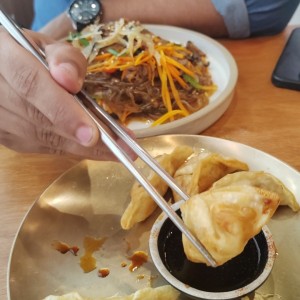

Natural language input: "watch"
[68,0,103,32]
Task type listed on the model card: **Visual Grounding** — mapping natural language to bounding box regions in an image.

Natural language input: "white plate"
[128,25,238,138]
[8,135,300,300]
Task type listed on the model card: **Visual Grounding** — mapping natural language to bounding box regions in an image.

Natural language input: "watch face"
[69,0,100,25]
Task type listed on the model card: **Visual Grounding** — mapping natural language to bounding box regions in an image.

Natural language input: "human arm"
[39,0,228,40]
[0,28,135,160]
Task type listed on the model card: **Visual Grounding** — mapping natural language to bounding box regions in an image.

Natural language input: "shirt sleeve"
[211,0,250,38]
[245,0,300,36]
[31,0,73,31]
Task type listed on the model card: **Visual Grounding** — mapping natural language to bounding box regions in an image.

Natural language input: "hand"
[0,28,136,160]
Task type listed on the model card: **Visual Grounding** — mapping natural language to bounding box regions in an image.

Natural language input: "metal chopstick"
[0,9,217,267]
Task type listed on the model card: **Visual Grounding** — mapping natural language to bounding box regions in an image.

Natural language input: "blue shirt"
[212,0,300,38]
[31,0,73,31]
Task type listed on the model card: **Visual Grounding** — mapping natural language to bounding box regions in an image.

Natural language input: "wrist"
[68,0,103,32]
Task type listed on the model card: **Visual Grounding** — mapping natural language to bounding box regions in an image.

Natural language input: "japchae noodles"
[68,19,217,126]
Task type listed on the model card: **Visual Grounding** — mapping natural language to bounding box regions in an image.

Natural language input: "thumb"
[45,41,87,93]
[25,30,87,93]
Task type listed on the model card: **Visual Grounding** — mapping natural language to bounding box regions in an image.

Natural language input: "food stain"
[80,236,106,273]
[128,250,148,272]
[51,240,79,256]
[98,268,110,278]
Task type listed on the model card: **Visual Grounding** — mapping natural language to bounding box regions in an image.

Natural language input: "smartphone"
[272,27,300,91]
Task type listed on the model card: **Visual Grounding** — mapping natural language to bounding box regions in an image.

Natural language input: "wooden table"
[0,26,299,299]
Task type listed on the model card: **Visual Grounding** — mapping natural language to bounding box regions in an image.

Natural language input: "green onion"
[183,74,203,90]
[79,38,90,47]
[107,48,120,56]
[66,32,81,41]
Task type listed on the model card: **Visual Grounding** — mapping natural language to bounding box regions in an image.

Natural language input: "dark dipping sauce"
[158,210,269,293]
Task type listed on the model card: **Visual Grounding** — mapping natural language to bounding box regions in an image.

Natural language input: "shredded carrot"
[159,51,173,115]
[165,63,189,114]
[151,109,189,126]
[156,43,192,54]
[134,51,148,65]
[148,57,156,84]
[200,84,218,92]
[165,56,195,77]
[135,53,152,65]
[94,53,112,61]
[167,64,188,89]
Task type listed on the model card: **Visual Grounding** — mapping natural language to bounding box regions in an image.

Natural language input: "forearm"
[39,13,73,40]
[39,0,228,40]
[102,0,227,36]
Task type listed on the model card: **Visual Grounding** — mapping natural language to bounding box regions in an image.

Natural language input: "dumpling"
[211,171,299,212]
[43,285,180,300]
[180,185,280,266]
[173,152,249,202]
[121,145,193,230]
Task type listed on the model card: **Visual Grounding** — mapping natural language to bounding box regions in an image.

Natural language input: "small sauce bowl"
[149,201,276,300]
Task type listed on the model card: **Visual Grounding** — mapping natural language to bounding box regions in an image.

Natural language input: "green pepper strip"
[183,73,203,90]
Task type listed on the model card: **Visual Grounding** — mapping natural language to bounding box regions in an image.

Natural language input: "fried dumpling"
[173,152,249,202]
[211,171,299,212]
[121,146,193,230]
[180,185,280,266]
[43,285,180,300]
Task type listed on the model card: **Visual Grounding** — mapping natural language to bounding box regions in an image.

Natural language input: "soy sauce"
[157,211,268,293]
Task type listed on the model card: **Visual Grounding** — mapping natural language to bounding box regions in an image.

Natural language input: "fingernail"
[76,125,94,146]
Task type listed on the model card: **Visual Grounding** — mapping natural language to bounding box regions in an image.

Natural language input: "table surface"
[1,26,299,299]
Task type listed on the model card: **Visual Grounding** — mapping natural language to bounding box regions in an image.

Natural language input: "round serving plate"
[127,25,238,138]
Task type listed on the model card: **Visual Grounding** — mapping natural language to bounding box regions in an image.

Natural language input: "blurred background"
[1,0,34,29]
[0,0,299,31]
[290,3,300,24]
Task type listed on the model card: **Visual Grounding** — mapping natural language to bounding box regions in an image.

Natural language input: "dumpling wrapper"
[173,152,249,202]
[211,171,299,212]
[43,285,180,300]
[180,185,280,266]
[121,145,193,230]
[43,293,83,300]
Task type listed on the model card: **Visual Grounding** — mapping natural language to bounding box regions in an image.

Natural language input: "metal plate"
[8,135,300,300]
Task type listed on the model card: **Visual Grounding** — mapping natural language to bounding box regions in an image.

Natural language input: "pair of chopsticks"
[0,9,217,267]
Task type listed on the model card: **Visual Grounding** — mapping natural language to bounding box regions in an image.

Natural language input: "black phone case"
[271,27,300,91]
